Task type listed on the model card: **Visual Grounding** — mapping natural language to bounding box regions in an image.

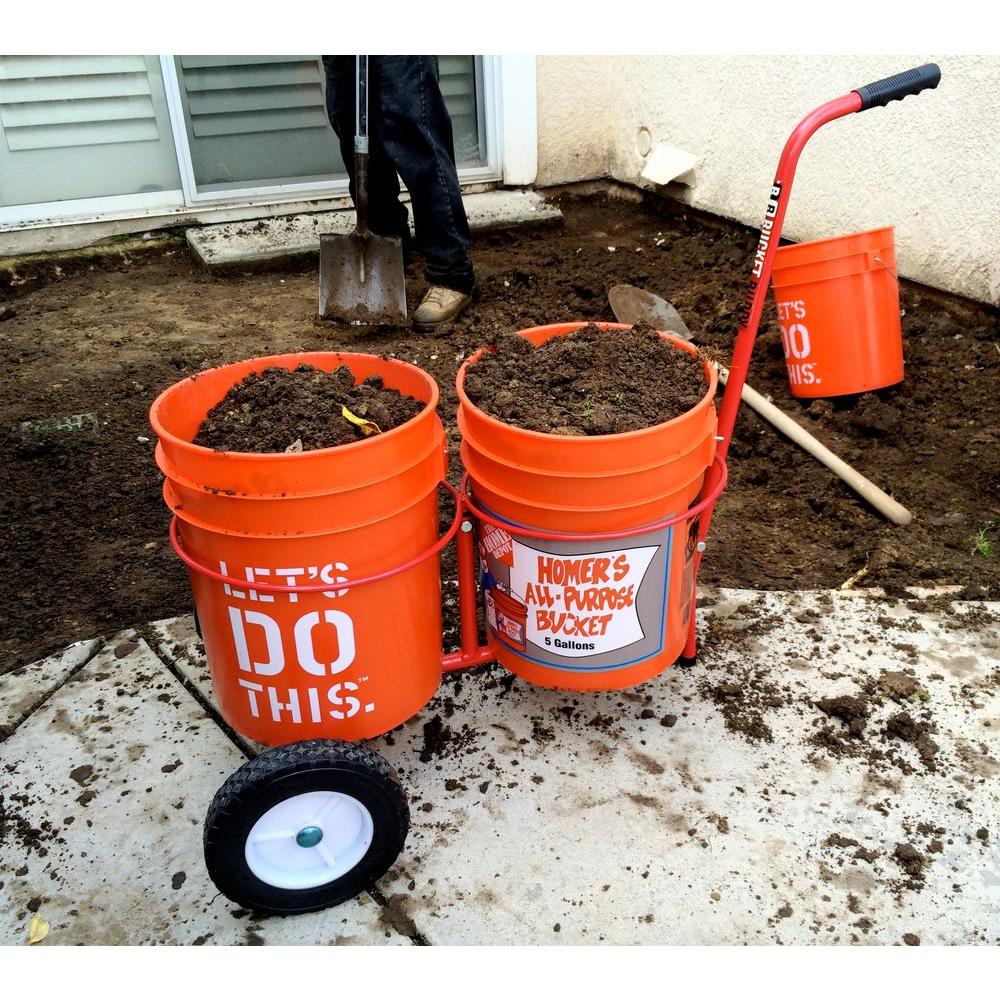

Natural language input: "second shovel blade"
[319,231,407,325]
[608,283,693,341]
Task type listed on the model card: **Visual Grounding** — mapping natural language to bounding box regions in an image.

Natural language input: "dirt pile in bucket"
[462,323,707,436]
[193,364,423,453]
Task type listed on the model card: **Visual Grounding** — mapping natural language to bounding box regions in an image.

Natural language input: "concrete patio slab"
[0,637,102,737]
[0,633,408,946]
[185,190,562,268]
[145,588,1000,946]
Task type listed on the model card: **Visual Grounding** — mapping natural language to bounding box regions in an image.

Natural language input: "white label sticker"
[508,540,659,658]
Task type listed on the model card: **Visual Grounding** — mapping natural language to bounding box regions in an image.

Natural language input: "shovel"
[319,56,407,324]
[608,283,912,526]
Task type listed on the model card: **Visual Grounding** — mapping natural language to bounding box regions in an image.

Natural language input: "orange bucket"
[457,322,718,692]
[150,352,447,746]
[771,226,903,397]
[486,586,529,652]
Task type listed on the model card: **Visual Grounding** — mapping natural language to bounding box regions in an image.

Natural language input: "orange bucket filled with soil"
[150,353,447,745]
[457,322,718,692]
[771,226,904,397]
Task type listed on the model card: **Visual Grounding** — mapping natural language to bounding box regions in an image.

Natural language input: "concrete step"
[186,190,563,269]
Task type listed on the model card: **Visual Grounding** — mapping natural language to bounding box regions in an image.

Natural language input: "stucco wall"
[535,56,613,186]
[535,55,1000,305]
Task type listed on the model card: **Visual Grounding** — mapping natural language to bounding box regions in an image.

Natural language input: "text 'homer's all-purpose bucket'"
[457,322,718,692]
[771,226,904,397]
[150,352,446,746]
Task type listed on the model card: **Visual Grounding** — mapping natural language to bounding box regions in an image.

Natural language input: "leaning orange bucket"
[770,226,904,397]
[150,352,446,746]
[457,322,718,692]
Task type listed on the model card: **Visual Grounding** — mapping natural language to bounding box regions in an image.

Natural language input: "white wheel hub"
[244,790,374,890]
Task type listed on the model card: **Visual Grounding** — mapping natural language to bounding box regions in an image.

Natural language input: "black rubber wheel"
[204,739,408,916]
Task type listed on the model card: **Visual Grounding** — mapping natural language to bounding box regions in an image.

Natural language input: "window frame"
[160,55,502,206]
[0,55,536,231]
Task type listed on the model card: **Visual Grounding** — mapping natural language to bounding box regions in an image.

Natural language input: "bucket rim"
[149,351,440,462]
[457,430,713,483]
[462,455,728,542]
[456,322,718,446]
[155,426,444,500]
[771,259,897,290]
[170,481,459,585]
[467,459,711,520]
[772,225,895,273]
[165,477,443,540]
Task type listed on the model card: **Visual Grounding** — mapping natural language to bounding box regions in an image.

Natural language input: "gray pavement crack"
[1,635,106,743]
[137,621,434,944]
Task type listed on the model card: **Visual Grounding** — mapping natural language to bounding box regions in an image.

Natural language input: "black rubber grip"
[854,64,941,111]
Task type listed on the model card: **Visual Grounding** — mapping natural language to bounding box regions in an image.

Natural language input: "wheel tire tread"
[203,739,408,916]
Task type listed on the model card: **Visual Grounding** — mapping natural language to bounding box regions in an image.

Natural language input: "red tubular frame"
[170,460,729,674]
[440,512,493,672]
[681,91,862,658]
[447,455,729,671]
[170,480,498,672]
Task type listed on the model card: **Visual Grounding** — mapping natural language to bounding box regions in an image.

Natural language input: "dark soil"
[462,321,707,435]
[816,694,869,738]
[705,673,784,743]
[885,710,940,768]
[193,364,424,453]
[893,842,927,883]
[878,670,921,702]
[1,190,998,671]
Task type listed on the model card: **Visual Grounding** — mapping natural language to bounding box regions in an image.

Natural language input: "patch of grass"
[972,520,998,560]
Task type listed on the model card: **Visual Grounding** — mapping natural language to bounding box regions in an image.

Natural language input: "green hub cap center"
[295,825,324,848]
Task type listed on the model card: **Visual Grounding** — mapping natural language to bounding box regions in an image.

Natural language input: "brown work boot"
[413,286,471,331]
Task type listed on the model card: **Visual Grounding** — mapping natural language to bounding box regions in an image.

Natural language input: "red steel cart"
[152,64,940,914]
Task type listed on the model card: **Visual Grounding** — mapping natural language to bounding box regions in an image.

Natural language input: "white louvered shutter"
[438,55,483,166]
[0,55,181,207]
[0,55,484,210]
[174,56,341,189]
[174,55,484,192]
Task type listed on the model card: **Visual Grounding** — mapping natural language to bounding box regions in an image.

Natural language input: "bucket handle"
[870,253,899,290]
[461,454,729,543]
[169,481,463,594]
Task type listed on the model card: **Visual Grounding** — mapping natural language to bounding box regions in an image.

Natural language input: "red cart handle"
[854,64,941,111]
[681,65,941,660]
[169,481,463,593]
[717,64,942,463]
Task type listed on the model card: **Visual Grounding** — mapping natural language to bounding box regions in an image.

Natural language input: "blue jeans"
[322,55,475,295]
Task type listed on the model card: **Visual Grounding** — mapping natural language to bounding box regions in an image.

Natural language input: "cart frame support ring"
[170,458,729,675]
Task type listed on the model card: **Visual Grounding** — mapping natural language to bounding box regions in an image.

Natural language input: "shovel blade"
[608,283,693,341]
[319,232,407,325]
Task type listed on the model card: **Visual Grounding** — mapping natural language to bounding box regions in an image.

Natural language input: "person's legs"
[373,55,474,295]
[321,55,409,241]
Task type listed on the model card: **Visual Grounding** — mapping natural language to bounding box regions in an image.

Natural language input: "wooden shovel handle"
[717,365,913,526]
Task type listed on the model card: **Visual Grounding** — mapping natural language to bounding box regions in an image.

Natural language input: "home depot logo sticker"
[478,517,672,671]
[479,523,514,566]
